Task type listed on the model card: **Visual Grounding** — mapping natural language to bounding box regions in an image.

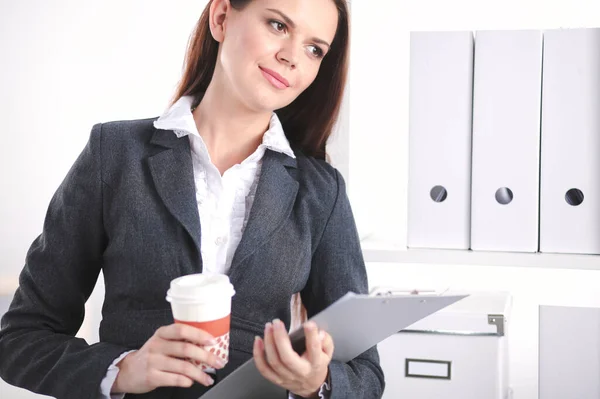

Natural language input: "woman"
[0,0,384,398]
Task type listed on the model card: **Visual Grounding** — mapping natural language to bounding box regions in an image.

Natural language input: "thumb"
[320,330,334,359]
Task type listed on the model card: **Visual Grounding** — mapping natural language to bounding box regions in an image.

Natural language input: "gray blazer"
[0,118,384,399]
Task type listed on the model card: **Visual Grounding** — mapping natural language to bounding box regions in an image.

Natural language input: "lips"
[259,66,290,89]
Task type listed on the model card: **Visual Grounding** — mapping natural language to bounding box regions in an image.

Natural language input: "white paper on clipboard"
[200,290,468,399]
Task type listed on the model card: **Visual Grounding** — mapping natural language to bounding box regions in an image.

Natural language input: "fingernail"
[206,338,217,346]
[319,330,326,341]
[255,335,263,350]
[206,376,215,386]
[305,321,316,330]
[265,322,272,331]
[272,319,282,329]
[216,358,227,368]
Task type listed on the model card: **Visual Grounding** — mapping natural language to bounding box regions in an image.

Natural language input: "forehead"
[247,0,339,43]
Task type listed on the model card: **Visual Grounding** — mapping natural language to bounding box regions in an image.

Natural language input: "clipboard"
[200,289,468,398]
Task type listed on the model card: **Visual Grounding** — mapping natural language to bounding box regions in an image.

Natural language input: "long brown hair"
[170,0,350,160]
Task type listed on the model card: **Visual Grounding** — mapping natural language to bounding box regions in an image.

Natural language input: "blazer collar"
[148,125,299,275]
[148,128,203,265]
[228,149,298,279]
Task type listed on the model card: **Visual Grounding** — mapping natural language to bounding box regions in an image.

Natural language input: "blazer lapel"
[147,128,202,257]
[229,149,299,278]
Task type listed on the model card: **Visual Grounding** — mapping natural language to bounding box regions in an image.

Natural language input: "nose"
[277,43,299,69]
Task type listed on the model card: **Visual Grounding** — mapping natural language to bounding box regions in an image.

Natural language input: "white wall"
[2,1,600,399]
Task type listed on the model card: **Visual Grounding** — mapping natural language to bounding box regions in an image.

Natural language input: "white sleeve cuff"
[288,370,331,399]
[317,373,331,398]
[98,350,136,399]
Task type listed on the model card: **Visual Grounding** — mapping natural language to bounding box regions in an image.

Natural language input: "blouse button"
[215,236,227,246]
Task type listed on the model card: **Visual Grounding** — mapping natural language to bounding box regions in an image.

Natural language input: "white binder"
[201,290,467,398]
[407,31,474,250]
[540,28,600,255]
[470,30,543,252]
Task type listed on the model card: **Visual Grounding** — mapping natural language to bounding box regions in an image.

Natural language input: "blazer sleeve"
[300,169,385,399]
[0,124,129,399]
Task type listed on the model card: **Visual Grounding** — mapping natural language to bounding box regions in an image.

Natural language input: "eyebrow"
[266,8,331,48]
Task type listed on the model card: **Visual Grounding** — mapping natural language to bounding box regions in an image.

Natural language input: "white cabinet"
[539,305,600,398]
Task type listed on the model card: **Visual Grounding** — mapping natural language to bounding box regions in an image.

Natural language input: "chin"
[248,90,292,113]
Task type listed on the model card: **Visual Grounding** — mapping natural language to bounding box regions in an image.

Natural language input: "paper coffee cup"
[166,274,235,372]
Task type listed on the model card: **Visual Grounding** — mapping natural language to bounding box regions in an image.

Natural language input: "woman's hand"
[111,323,227,394]
[253,319,334,398]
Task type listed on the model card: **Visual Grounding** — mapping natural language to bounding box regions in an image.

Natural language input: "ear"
[209,0,230,43]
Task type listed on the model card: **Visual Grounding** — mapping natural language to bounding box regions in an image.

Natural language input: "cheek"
[234,28,278,65]
[295,65,321,93]
[222,28,262,71]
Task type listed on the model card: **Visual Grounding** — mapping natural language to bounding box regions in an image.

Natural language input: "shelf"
[361,240,600,271]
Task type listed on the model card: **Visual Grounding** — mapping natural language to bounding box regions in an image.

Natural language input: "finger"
[320,331,334,359]
[253,335,284,386]
[157,323,217,346]
[160,340,226,370]
[263,322,296,381]
[155,354,215,387]
[303,321,323,365]
[271,319,310,376]
[149,369,194,389]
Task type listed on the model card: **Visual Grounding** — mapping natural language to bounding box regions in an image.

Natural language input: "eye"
[307,45,324,59]
[269,20,287,33]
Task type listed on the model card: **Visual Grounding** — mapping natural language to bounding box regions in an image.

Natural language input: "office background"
[2,0,600,398]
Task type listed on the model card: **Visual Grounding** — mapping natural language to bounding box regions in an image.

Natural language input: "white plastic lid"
[166,273,235,304]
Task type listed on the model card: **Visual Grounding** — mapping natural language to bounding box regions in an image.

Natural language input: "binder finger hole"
[565,189,584,206]
[430,186,447,203]
[495,187,513,205]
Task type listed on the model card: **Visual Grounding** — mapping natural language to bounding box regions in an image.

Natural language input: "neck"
[193,69,272,174]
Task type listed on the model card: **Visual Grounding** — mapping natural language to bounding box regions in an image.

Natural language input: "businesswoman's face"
[208,0,339,113]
